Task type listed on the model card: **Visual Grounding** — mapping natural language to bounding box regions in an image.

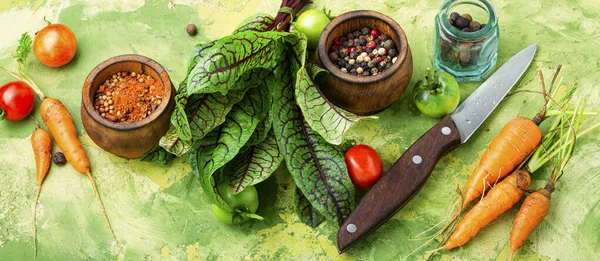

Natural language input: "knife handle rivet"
[347,224,357,233]
[441,127,451,136]
[412,155,423,165]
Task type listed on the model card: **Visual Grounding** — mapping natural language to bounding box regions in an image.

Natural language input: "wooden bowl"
[315,10,413,115]
[81,54,175,159]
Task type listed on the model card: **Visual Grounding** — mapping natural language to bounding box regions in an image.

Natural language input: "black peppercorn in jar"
[433,0,499,82]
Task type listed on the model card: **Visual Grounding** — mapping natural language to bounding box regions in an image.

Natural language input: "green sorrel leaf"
[158,127,194,157]
[226,131,283,194]
[169,92,193,141]
[186,31,291,95]
[246,110,272,147]
[190,81,271,202]
[185,90,246,139]
[160,90,245,156]
[170,42,219,141]
[284,24,375,145]
[189,147,230,211]
[294,66,377,145]
[285,25,308,72]
[295,187,325,227]
[140,145,175,166]
[232,13,275,34]
[165,69,267,155]
[272,63,355,223]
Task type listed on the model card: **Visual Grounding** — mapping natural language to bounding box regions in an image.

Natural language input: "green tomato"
[211,183,260,224]
[212,204,239,224]
[218,183,259,213]
[412,69,460,118]
[295,9,330,49]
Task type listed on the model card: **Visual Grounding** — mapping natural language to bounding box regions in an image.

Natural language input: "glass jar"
[433,0,499,82]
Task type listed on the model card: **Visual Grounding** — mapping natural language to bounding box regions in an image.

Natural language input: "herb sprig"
[0,33,46,101]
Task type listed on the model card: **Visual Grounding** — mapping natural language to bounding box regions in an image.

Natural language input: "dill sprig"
[14,33,33,67]
[0,33,45,100]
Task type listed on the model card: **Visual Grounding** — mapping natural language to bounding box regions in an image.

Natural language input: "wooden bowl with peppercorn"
[315,10,413,116]
[81,54,175,159]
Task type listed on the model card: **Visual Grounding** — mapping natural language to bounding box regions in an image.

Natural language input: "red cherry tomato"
[0,81,35,122]
[33,23,77,67]
[344,144,383,188]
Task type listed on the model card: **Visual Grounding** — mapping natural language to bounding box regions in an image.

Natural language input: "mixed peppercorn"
[328,27,399,77]
[93,72,165,123]
[448,12,485,32]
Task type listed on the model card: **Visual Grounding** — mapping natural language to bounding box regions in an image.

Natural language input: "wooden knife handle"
[337,115,462,253]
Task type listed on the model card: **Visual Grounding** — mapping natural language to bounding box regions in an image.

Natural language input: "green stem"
[577,122,600,137]
[554,100,580,181]
[241,212,264,220]
[0,65,46,101]
[528,102,599,174]
[545,110,597,117]
[0,108,5,121]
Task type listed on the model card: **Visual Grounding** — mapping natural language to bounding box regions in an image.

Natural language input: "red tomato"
[33,23,77,67]
[344,144,383,188]
[0,81,35,122]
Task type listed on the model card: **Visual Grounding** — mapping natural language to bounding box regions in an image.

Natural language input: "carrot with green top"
[509,96,598,260]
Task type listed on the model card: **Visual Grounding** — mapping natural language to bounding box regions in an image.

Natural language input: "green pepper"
[412,68,460,118]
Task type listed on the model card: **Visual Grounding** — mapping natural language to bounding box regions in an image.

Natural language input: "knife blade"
[337,43,538,253]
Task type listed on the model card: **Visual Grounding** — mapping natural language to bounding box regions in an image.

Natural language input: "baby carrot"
[509,187,551,260]
[31,122,51,261]
[443,170,531,250]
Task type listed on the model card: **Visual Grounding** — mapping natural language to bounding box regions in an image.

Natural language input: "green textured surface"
[1,0,599,260]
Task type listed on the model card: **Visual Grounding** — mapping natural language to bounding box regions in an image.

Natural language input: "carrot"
[31,122,51,261]
[443,170,531,250]
[509,188,551,260]
[39,97,118,244]
[461,117,541,209]
[40,98,89,173]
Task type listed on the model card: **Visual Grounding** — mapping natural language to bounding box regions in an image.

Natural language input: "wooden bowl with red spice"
[81,54,175,159]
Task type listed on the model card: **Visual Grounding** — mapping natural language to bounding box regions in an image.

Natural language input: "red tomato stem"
[0,65,46,101]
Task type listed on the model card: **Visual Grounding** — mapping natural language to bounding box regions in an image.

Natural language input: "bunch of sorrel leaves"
[142,8,375,226]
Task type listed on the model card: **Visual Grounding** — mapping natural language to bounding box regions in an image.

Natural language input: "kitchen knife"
[337,43,538,253]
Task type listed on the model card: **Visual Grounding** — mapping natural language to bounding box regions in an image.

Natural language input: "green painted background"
[0,0,599,260]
